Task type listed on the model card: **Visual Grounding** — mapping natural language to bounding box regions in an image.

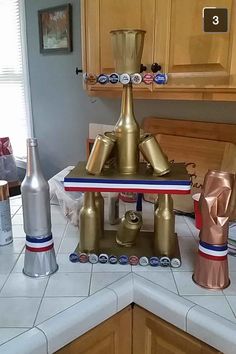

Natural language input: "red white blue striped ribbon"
[26,235,54,252]
[198,241,228,261]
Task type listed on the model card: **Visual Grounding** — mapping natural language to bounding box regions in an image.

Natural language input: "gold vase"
[110,29,146,74]
[114,83,140,174]
[78,192,99,253]
[154,194,176,257]
[94,192,104,239]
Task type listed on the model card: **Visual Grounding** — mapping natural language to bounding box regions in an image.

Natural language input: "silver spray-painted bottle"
[21,138,58,277]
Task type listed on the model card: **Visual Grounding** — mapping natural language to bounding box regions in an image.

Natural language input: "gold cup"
[110,29,146,74]
[116,210,142,247]
[86,134,115,175]
[139,134,171,176]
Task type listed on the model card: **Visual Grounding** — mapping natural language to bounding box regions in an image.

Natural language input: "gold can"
[139,134,170,176]
[116,210,142,247]
[86,134,115,175]
[110,29,146,74]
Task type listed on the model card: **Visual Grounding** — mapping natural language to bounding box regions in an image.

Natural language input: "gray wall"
[25,0,236,179]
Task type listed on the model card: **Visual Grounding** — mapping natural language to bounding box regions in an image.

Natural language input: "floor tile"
[51,224,67,239]
[63,223,79,238]
[44,272,90,297]
[0,273,48,297]
[173,271,223,296]
[134,271,178,294]
[0,297,41,327]
[56,254,92,272]
[184,295,236,323]
[11,224,25,238]
[93,263,131,272]
[90,272,127,294]
[223,273,236,295]
[50,206,68,225]
[132,264,169,272]
[35,296,85,325]
[58,236,79,254]
[0,274,8,291]
[175,222,193,237]
[225,296,236,318]
[0,238,25,255]
[0,254,20,274]
[10,205,21,216]
[11,254,24,273]
[10,197,22,206]
[0,328,28,345]
[228,255,236,273]
[172,236,197,271]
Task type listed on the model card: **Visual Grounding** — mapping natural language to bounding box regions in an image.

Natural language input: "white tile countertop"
[1,196,236,353]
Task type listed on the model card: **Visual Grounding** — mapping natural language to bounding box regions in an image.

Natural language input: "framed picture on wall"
[38,4,72,54]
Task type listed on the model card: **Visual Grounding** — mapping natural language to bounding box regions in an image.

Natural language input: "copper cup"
[139,134,170,176]
[86,134,115,175]
[193,169,234,289]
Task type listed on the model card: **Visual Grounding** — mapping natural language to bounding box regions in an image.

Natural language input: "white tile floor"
[1,195,236,348]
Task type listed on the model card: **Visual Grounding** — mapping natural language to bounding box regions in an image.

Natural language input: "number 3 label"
[212,15,219,25]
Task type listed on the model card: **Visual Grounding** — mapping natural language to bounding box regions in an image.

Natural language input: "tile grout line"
[32,277,51,327]
[224,293,236,319]
[170,268,180,295]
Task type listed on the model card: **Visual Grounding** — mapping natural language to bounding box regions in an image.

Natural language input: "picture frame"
[38,4,72,54]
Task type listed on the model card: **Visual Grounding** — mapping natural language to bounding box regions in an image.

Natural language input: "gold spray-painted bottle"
[154,194,176,257]
[78,192,99,253]
[114,83,140,174]
[94,192,104,239]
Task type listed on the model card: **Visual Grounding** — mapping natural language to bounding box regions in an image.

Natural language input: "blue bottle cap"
[153,73,168,85]
[99,253,109,263]
[79,253,89,263]
[109,73,120,84]
[89,253,99,264]
[69,252,80,263]
[119,255,129,265]
[97,74,109,85]
[160,256,170,267]
[119,73,130,85]
[139,256,149,266]
[149,256,160,267]
[109,255,118,264]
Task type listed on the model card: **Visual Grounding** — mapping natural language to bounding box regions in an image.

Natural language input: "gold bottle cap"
[0,180,9,201]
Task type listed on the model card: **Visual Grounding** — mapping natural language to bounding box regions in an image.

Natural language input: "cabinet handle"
[140,64,147,73]
[151,63,162,73]
[76,67,83,75]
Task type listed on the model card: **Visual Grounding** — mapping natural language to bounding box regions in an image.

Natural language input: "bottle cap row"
[83,72,168,85]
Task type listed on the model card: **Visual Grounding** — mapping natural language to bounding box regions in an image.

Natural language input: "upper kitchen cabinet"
[81,0,236,100]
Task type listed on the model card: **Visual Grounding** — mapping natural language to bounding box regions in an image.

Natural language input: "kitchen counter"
[1,196,236,353]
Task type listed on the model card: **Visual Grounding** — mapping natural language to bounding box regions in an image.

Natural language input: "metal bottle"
[114,83,140,174]
[0,180,13,246]
[94,192,104,238]
[154,194,176,257]
[78,192,99,253]
[21,138,58,277]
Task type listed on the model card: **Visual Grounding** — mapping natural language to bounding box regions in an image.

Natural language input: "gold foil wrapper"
[193,169,234,289]
[0,180,9,201]
[139,135,170,176]
[86,134,115,175]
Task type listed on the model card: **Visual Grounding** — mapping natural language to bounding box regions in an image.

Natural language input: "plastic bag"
[0,137,18,182]
[49,166,83,226]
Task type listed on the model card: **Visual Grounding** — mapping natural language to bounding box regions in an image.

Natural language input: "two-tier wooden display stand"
[64,161,191,260]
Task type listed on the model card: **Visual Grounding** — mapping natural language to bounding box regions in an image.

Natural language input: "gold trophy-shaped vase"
[110,29,146,175]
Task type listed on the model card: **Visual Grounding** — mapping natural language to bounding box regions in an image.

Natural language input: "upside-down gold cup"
[110,29,146,74]
[86,134,115,175]
[139,134,171,176]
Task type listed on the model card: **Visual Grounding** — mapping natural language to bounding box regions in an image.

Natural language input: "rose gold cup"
[86,134,115,175]
[193,170,234,289]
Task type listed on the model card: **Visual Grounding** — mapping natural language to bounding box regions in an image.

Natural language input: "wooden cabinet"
[55,306,132,354]
[81,0,236,100]
[133,305,222,354]
[55,305,221,354]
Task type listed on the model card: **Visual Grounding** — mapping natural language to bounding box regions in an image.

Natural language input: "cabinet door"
[133,305,222,354]
[81,0,155,93]
[154,0,234,89]
[55,306,132,354]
